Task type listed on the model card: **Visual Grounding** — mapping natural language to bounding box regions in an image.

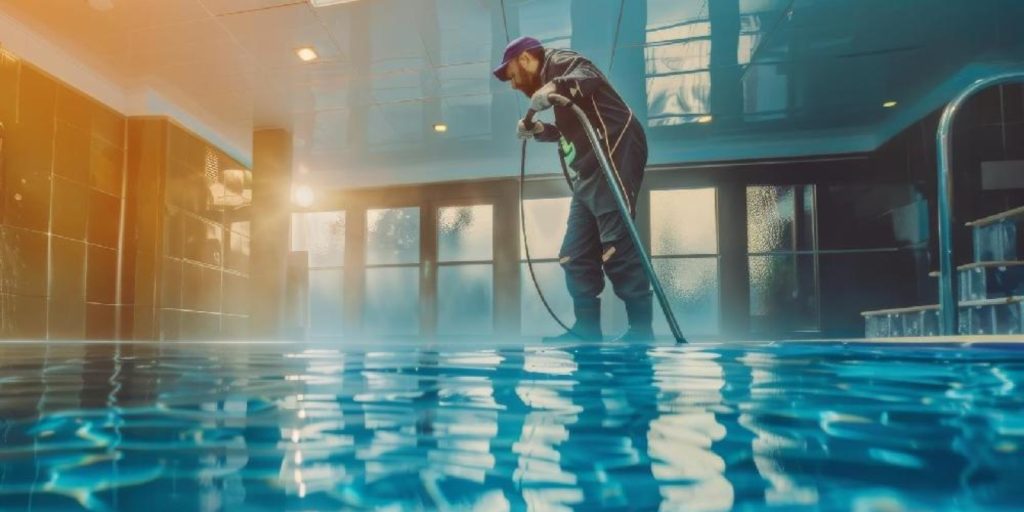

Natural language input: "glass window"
[438,264,493,335]
[366,207,420,265]
[365,207,421,335]
[650,188,720,336]
[746,185,820,334]
[438,205,494,335]
[438,205,492,262]
[520,198,571,260]
[653,258,720,337]
[291,211,346,337]
[646,0,710,42]
[643,2,712,126]
[646,73,712,127]
[309,268,344,337]
[364,267,420,336]
[749,254,818,333]
[645,42,712,75]
[291,211,345,268]
[651,189,718,255]
[747,186,794,253]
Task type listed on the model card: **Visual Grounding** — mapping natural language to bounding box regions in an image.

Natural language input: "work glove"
[516,119,544,140]
[530,82,571,112]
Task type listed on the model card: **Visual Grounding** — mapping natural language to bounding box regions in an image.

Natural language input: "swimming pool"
[0,341,1021,511]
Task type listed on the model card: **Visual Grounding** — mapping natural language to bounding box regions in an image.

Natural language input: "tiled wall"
[0,47,251,341]
[127,119,252,341]
[0,50,127,340]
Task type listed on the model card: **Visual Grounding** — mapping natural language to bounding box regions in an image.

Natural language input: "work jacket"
[535,48,648,216]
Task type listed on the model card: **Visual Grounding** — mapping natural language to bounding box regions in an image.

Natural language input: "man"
[493,36,653,342]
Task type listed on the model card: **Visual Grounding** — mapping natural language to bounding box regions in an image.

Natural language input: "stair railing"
[936,71,1024,335]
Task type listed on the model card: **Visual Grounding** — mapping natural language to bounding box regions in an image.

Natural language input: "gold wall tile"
[48,297,85,339]
[0,49,19,126]
[52,176,89,241]
[89,138,123,196]
[85,245,117,304]
[55,85,92,129]
[53,121,91,184]
[50,236,86,301]
[0,226,48,297]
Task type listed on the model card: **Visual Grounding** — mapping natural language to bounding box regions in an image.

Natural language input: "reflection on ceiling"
[0,0,1022,188]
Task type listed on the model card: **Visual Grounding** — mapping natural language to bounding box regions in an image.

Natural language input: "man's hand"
[516,119,544,140]
[530,82,571,112]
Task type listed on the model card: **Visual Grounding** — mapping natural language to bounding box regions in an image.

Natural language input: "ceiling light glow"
[433,123,448,133]
[296,47,319,62]
[883,100,898,108]
[293,185,315,207]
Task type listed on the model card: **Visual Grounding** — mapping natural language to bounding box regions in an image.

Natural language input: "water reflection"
[0,342,1022,510]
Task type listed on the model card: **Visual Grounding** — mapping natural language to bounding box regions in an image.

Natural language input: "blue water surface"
[0,341,1021,511]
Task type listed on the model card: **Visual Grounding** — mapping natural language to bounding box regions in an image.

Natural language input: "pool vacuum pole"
[523,104,688,344]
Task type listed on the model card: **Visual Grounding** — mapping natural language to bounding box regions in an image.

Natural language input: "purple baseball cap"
[493,36,543,81]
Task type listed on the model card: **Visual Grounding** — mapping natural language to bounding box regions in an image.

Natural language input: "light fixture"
[296,47,319,62]
[883,100,898,108]
[433,123,448,133]
[696,115,713,124]
[293,185,315,207]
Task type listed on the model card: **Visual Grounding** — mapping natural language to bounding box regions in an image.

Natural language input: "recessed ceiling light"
[309,0,361,6]
[696,115,713,124]
[296,47,319,62]
[883,100,898,108]
[433,123,448,133]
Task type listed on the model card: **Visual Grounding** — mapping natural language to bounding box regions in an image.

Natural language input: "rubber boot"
[542,299,603,342]
[613,295,655,342]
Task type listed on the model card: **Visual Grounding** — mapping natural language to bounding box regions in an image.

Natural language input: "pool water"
[0,341,1021,511]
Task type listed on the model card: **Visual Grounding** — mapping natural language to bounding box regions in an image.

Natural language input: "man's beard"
[519,72,543,98]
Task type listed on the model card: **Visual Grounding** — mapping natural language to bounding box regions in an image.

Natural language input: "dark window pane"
[749,254,819,333]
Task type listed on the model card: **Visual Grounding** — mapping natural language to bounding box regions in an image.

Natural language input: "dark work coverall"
[532,48,652,336]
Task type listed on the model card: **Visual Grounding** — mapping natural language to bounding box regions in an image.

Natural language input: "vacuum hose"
[520,113,578,336]
[519,103,688,344]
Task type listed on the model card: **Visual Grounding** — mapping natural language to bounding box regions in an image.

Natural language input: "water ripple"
[0,342,1021,511]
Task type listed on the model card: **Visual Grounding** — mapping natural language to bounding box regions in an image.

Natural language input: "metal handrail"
[936,71,1024,335]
